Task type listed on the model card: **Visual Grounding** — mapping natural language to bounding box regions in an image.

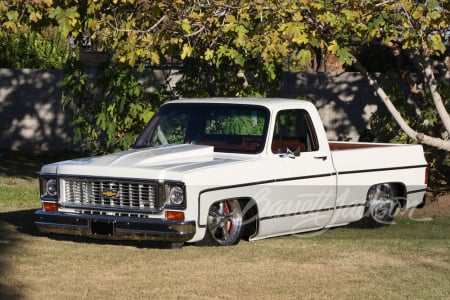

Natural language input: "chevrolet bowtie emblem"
[102,190,117,198]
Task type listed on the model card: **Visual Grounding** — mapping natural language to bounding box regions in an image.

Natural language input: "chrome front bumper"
[35,210,196,243]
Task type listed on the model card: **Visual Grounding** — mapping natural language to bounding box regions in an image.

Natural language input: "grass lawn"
[0,151,449,299]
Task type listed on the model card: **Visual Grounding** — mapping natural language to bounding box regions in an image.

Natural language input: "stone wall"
[280,72,381,141]
[0,69,74,151]
[0,69,382,151]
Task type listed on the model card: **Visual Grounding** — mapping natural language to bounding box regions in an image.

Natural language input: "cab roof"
[166,97,315,111]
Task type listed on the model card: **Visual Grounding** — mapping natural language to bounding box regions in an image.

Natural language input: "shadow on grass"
[47,234,185,249]
[0,209,41,236]
[0,209,39,300]
[0,282,23,300]
[0,150,85,179]
[0,208,183,298]
[0,208,185,250]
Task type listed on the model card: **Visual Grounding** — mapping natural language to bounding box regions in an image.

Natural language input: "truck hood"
[41,144,246,178]
[86,144,215,167]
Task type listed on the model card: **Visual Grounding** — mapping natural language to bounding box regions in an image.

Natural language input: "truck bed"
[329,141,426,172]
[329,141,427,210]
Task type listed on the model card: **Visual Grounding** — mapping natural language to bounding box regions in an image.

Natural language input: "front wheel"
[200,199,243,246]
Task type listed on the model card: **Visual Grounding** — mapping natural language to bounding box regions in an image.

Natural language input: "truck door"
[257,109,337,238]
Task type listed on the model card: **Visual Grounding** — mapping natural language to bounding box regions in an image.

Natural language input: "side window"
[271,109,319,154]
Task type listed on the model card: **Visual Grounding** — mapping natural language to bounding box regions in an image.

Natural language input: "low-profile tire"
[362,184,399,227]
[200,199,244,246]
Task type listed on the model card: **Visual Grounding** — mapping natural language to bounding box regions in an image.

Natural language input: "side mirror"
[288,146,301,157]
[279,147,301,159]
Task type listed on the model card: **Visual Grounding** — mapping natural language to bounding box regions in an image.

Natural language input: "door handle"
[314,156,328,161]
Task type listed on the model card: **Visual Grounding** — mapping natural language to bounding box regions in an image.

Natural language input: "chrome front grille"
[61,177,160,213]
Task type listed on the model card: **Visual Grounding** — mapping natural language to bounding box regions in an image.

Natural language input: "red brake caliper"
[225,200,233,233]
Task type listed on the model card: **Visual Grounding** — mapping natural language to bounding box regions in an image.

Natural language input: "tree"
[1,0,449,151]
[341,0,450,151]
[72,0,449,150]
[0,1,73,69]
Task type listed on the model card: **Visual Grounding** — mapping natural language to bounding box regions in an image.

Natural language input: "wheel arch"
[356,182,407,228]
[388,182,407,209]
[238,197,259,241]
[368,182,407,209]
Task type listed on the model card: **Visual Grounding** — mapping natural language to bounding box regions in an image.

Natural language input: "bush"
[62,59,170,154]
[0,30,71,69]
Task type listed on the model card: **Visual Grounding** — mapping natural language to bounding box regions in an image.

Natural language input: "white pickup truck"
[36,98,428,246]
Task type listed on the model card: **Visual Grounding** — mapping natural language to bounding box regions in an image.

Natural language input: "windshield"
[133,103,270,154]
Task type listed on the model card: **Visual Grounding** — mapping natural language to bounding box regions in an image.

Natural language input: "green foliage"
[1,1,448,74]
[48,6,81,38]
[174,57,281,98]
[0,0,74,69]
[0,30,71,69]
[62,59,170,154]
[1,0,449,157]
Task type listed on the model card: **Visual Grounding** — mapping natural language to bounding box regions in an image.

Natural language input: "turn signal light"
[43,202,58,211]
[425,168,429,185]
[166,211,184,221]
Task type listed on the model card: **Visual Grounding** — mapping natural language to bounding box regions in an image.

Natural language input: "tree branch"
[354,59,450,151]
[184,25,205,37]
[423,55,450,134]
[108,15,167,35]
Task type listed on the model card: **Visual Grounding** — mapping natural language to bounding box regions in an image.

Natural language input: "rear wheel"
[363,184,399,227]
[201,199,243,246]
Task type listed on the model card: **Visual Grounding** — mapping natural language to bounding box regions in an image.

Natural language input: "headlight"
[164,182,185,208]
[169,186,184,205]
[46,179,57,197]
[40,176,58,199]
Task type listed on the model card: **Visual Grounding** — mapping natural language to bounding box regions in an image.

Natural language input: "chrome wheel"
[204,199,243,246]
[365,184,398,226]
